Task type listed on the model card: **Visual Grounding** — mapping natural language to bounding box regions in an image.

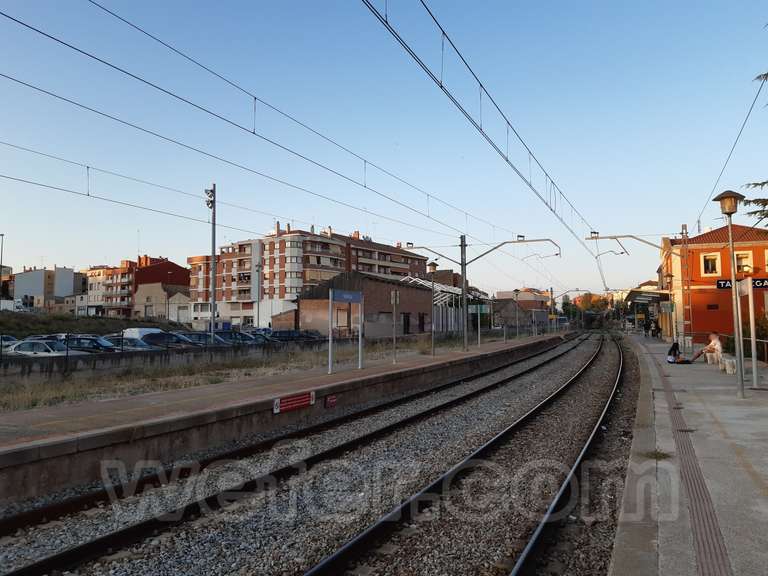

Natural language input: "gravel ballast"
[531,335,641,576]
[0,336,591,573]
[58,337,604,576]
[343,335,622,576]
[0,336,571,522]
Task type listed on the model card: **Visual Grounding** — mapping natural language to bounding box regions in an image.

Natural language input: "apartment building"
[13,266,84,309]
[188,238,266,329]
[102,255,189,318]
[187,223,428,328]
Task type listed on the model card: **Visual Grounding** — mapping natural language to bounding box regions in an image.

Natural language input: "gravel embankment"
[532,335,640,576]
[62,337,603,576]
[0,336,589,572]
[347,336,621,576]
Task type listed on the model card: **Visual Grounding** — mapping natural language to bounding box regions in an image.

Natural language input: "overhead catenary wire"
[83,0,514,237]
[0,71,456,239]
[0,9,471,239]
[0,138,403,243]
[0,72,567,288]
[694,75,767,231]
[0,9,567,289]
[360,0,599,261]
[0,139,314,228]
[0,173,263,236]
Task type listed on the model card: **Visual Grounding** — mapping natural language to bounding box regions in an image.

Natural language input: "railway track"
[0,334,578,537]
[1,333,594,576]
[301,334,623,576]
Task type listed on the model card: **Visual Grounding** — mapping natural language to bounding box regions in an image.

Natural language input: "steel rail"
[301,335,608,576]
[508,335,624,575]
[3,334,592,576]
[0,334,579,538]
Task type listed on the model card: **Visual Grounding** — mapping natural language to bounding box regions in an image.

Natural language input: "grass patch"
[0,332,513,412]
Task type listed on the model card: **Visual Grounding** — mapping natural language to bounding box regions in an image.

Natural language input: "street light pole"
[0,233,4,300]
[513,288,520,339]
[714,191,746,399]
[428,261,438,356]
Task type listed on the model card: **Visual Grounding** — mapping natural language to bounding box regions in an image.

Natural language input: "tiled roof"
[670,224,768,245]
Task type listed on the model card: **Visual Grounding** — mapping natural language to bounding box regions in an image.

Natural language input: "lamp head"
[427,261,439,274]
[712,190,745,216]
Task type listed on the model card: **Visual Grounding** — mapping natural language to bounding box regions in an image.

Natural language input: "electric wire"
[694,75,767,230]
[0,173,263,236]
[0,9,470,238]
[360,0,598,260]
[0,71,454,239]
[0,139,313,228]
[84,0,513,237]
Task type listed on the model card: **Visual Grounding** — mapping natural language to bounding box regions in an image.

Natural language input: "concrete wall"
[0,340,329,383]
[0,334,567,500]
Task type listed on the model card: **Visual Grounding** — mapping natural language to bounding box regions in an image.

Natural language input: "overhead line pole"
[410,237,560,352]
[205,184,217,342]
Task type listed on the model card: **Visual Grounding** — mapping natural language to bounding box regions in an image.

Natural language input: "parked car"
[174,331,232,347]
[104,335,162,352]
[270,330,304,342]
[0,335,18,349]
[63,336,118,353]
[247,332,282,345]
[142,331,200,349]
[214,330,262,346]
[271,330,324,343]
[25,333,68,341]
[121,327,200,349]
[6,340,89,357]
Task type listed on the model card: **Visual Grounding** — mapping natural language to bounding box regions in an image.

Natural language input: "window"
[286,240,302,248]
[736,251,753,273]
[701,253,720,276]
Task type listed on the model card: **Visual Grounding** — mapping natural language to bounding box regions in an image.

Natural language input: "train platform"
[610,335,768,576]
[0,335,555,450]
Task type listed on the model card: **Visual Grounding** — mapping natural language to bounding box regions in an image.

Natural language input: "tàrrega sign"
[716,278,768,289]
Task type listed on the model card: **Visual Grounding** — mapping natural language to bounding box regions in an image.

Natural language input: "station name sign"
[716,278,768,289]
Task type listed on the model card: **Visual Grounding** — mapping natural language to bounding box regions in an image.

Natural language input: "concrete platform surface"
[0,336,547,451]
[610,335,768,576]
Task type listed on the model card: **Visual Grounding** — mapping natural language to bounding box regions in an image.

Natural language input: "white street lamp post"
[714,190,746,399]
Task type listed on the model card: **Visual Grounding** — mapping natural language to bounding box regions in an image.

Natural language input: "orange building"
[660,224,768,343]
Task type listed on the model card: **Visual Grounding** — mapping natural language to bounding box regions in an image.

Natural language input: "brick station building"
[275,271,432,338]
[660,224,768,343]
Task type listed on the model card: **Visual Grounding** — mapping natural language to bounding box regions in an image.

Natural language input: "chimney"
[352,230,360,240]
[310,224,315,234]
[286,222,291,232]
[275,220,280,235]
[396,242,402,248]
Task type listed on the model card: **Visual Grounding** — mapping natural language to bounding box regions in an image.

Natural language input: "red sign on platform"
[273,391,316,414]
[325,395,337,409]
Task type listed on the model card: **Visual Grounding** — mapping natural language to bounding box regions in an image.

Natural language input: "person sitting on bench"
[691,332,722,362]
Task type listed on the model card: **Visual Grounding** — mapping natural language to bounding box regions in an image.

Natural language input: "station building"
[659,224,768,343]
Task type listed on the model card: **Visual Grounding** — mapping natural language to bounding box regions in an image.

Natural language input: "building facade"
[187,223,428,329]
[133,282,191,323]
[660,224,768,343]
[102,255,189,318]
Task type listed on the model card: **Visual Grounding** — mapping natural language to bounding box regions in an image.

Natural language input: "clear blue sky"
[1,0,766,295]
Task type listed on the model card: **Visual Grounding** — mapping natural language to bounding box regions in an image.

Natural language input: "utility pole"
[460,234,468,351]
[205,184,217,343]
[0,233,4,300]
